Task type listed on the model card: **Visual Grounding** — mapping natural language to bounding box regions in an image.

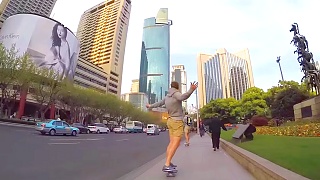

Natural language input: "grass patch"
[221,130,320,180]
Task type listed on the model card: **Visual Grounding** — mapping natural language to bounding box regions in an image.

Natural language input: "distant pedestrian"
[183,112,192,146]
[199,121,205,137]
[204,117,227,151]
[146,81,198,172]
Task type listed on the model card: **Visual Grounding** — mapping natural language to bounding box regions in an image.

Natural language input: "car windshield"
[147,126,153,128]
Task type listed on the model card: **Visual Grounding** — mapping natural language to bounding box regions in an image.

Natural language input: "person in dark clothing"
[204,117,227,151]
[199,121,205,137]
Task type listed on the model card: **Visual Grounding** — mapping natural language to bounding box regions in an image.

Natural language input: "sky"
[50,0,320,109]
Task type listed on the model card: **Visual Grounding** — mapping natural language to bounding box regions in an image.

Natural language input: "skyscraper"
[171,65,187,111]
[130,79,139,93]
[0,0,57,19]
[0,0,57,29]
[139,8,172,104]
[76,0,131,96]
[197,48,254,108]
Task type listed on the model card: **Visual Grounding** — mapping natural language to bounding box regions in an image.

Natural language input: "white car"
[113,126,128,133]
[146,124,160,135]
[88,123,110,134]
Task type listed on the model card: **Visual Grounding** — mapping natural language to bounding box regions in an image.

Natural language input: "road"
[0,124,170,180]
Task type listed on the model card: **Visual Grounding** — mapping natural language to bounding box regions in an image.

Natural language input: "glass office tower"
[139,8,172,104]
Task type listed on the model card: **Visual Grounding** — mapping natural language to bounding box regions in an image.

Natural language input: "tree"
[266,80,312,119]
[6,55,36,117]
[0,44,27,117]
[271,87,309,119]
[30,68,62,120]
[240,87,268,119]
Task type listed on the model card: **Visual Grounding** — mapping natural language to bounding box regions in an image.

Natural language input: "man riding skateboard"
[183,112,192,146]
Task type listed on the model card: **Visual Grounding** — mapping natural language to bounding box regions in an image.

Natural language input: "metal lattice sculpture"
[290,23,320,95]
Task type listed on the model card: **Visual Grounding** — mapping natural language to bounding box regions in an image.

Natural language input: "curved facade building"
[197,48,254,107]
[139,8,172,104]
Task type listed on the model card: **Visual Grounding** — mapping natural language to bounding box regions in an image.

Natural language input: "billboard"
[0,13,80,80]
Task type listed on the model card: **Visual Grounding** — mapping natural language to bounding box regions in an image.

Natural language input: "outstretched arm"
[172,81,198,101]
[148,99,165,109]
[221,122,227,131]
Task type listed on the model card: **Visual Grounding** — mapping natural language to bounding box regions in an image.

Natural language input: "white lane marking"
[116,139,129,142]
[50,138,104,141]
[48,142,80,145]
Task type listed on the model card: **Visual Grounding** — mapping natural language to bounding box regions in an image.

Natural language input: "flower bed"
[256,123,320,137]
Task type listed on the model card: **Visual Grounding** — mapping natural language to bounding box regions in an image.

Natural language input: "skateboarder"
[146,81,198,173]
[183,112,192,146]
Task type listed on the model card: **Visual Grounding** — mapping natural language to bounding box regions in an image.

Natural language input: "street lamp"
[276,56,284,82]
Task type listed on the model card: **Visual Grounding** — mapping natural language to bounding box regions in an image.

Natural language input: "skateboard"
[165,169,178,177]
[184,142,190,147]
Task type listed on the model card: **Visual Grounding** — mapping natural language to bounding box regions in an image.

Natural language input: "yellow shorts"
[167,118,184,137]
[184,125,191,133]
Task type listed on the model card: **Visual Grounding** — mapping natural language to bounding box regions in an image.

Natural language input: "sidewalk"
[119,134,255,180]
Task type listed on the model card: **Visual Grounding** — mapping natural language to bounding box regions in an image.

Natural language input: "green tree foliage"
[30,68,61,119]
[0,44,34,117]
[271,87,309,119]
[240,87,269,119]
[200,98,240,123]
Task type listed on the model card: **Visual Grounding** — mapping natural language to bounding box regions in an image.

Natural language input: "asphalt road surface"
[0,124,170,180]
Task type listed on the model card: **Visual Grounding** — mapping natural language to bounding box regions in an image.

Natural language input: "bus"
[126,121,143,133]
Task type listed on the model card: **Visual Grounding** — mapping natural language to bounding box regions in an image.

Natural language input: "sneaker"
[162,165,177,173]
[214,148,216,151]
[170,163,177,168]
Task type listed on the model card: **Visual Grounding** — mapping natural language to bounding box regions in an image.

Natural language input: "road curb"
[220,139,310,180]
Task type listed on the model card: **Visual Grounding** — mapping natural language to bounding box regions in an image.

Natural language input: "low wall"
[221,139,310,180]
[294,95,320,121]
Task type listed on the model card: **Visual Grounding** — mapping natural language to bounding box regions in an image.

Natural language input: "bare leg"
[165,136,181,166]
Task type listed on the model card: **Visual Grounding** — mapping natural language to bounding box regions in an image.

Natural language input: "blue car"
[36,120,79,136]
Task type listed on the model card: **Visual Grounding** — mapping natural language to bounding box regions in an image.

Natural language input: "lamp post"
[276,56,284,81]
[191,89,200,134]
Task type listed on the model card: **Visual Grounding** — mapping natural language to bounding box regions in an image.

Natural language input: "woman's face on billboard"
[57,25,66,39]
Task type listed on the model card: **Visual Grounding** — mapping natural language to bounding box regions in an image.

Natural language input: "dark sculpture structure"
[290,23,320,95]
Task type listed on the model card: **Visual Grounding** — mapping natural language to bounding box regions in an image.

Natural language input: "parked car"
[35,120,79,136]
[88,123,110,134]
[146,124,160,135]
[113,126,128,133]
[72,123,90,134]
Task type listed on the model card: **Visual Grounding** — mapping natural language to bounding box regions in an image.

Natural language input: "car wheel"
[87,129,90,134]
[49,129,56,136]
[97,130,100,134]
[71,130,77,136]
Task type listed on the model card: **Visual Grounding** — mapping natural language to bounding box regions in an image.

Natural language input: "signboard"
[0,13,80,80]
[232,124,249,139]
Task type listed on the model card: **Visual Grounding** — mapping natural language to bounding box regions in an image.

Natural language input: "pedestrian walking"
[183,112,192,146]
[199,121,205,137]
[146,81,198,172]
[204,117,227,151]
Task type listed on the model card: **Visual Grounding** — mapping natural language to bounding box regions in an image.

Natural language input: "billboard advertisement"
[0,13,80,80]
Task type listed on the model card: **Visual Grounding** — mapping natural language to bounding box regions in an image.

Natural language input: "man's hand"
[190,81,198,90]
[146,104,151,108]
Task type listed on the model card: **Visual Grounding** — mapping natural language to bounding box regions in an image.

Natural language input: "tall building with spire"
[139,8,172,103]
[197,48,254,108]
[76,0,131,96]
